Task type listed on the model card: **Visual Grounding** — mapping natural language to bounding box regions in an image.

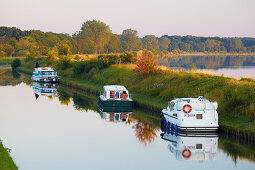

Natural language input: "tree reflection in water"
[57,90,71,106]
[133,121,157,146]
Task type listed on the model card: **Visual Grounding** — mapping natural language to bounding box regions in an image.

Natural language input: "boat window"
[196,144,202,149]
[41,71,54,75]
[115,91,120,98]
[182,99,190,103]
[168,102,175,111]
[196,114,203,119]
[173,113,177,117]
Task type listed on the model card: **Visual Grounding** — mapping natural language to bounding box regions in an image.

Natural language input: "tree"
[205,39,221,52]
[230,39,243,52]
[106,34,120,53]
[74,20,113,54]
[120,29,142,51]
[4,44,14,57]
[58,44,71,56]
[11,59,21,70]
[142,35,159,51]
[159,37,171,51]
[137,50,158,74]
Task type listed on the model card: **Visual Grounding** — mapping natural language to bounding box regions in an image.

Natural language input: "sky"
[0,0,255,38]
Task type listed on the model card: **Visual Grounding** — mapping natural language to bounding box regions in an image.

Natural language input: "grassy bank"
[0,141,18,170]
[17,56,255,137]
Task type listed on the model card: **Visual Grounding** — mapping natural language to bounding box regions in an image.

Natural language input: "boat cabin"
[33,67,57,76]
[102,85,130,100]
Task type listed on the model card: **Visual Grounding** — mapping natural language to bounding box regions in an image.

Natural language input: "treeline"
[1,20,255,57]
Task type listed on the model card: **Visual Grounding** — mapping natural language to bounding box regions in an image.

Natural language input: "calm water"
[158,55,255,79]
[0,70,255,170]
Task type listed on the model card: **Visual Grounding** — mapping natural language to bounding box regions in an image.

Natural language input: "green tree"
[142,35,159,51]
[120,29,142,51]
[11,58,21,70]
[74,20,113,54]
[58,44,71,56]
[106,34,120,53]
[159,37,171,51]
[205,39,221,52]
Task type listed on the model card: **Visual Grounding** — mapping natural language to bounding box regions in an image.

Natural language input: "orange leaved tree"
[136,50,158,74]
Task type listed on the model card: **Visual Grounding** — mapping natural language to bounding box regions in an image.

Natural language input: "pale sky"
[1,0,255,38]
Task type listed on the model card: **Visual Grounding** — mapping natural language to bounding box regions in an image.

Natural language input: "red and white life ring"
[183,104,192,113]
[182,149,191,159]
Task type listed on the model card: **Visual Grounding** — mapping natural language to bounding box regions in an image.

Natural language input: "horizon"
[1,24,255,39]
[1,0,255,38]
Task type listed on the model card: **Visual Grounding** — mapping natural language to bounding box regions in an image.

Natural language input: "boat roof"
[35,67,55,71]
[171,96,209,103]
[103,85,127,91]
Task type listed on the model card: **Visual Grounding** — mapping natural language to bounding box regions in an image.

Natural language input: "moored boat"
[161,96,218,133]
[98,85,134,112]
[32,63,59,82]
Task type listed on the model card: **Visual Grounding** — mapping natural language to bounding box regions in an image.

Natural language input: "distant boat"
[161,96,218,133]
[32,63,59,82]
[98,85,134,112]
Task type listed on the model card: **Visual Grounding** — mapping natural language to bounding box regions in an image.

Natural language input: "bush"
[137,50,158,74]
[57,56,72,70]
[58,44,71,56]
[120,52,137,63]
[11,58,21,70]
[73,59,108,76]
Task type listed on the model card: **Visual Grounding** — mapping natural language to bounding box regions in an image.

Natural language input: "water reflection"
[0,69,25,86]
[32,82,57,100]
[159,55,255,69]
[158,55,255,79]
[161,132,218,161]
[99,110,132,123]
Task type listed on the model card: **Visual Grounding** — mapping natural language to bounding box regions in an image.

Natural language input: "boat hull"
[161,110,218,133]
[32,76,58,83]
[98,96,134,112]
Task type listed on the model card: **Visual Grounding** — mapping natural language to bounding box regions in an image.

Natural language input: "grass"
[0,141,18,170]
[0,57,25,64]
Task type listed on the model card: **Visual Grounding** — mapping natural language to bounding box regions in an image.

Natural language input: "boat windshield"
[41,71,54,75]
[168,102,175,111]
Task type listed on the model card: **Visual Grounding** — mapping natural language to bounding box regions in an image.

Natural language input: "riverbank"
[0,141,18,170]
[16,57,255,140]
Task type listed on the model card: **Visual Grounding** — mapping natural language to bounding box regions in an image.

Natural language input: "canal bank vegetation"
[17,50,255,138]
[0,141,18,170]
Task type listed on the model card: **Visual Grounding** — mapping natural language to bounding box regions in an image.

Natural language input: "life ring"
[182,149,191,159]
[183,104,192,113]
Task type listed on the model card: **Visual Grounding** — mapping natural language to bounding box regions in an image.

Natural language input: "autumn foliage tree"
[137,50,158,74]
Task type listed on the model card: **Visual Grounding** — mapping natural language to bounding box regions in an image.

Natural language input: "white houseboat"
[32,67,58,82]
[32,82,57,99]
[161,132,218,161]
[98,85,134,112]
[161,96,218,132]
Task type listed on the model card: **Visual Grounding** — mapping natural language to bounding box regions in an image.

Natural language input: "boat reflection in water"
[161,122,218,161]
[99,109,132,123]
[32,82,58,100]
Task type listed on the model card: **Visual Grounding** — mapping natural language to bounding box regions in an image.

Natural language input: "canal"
[0,69,254,170]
